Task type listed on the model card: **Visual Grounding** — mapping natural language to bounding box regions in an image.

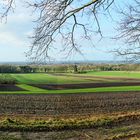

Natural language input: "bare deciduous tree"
[1,0,116,61]
[27,0,116,61]
[115,0,140,60]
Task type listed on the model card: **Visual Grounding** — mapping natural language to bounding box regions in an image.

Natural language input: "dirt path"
[0,122,140,140]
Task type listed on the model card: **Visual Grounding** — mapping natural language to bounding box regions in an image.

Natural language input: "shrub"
[0,74,17,84]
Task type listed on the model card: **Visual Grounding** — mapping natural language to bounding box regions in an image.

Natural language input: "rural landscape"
[0,63,139,139]
[0,0,140,139]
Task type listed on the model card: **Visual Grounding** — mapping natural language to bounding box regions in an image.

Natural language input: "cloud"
[0,31,28,47]
[0,1,34,47]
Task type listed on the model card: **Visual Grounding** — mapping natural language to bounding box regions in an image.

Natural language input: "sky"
[0,0,131,62]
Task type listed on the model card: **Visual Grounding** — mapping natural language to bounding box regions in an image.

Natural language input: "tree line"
[0,64,140,73]
[0,65,78,73]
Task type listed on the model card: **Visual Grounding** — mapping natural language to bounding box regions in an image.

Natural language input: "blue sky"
[0,0,130,62]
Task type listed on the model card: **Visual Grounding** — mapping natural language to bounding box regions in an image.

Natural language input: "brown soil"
[0,125,140,140]
[0,92,140,139]
[0,91,140,116]
[0,84,26,91]
[31,82,140,90]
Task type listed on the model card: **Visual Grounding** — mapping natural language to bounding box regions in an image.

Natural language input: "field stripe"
[17,84,46,92]
[1,85,140,94]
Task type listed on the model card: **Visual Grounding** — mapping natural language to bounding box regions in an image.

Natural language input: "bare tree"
[28,0,116,61]
[0,0,15,20]
[115,0,140,61]
[0,0,115,62]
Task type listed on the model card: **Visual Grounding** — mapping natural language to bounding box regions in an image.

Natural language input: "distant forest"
[1,64,140,73]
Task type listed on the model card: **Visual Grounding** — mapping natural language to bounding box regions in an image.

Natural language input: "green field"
[11,71,140,84]
[83,71,140,78]
[0,71,140,94]
[11,73,89,84]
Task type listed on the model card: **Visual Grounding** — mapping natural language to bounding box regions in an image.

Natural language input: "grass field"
[11,71,140,85]
[83,71,140,78]
[0,71,139,94]
[11,73,90,84]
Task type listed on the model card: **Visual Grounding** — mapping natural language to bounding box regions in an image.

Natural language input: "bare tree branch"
[115,0,140,61]
[0,0,115,62]
[0,0,15,20]
[26,0,115,62]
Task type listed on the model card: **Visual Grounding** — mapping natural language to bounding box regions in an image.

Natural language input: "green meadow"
[83,71,140,78]
[0,71,140,94]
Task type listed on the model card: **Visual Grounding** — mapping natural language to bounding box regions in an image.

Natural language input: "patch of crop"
[0,112,139,132]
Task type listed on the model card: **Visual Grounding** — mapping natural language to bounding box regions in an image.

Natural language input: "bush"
[0,74,17,84]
